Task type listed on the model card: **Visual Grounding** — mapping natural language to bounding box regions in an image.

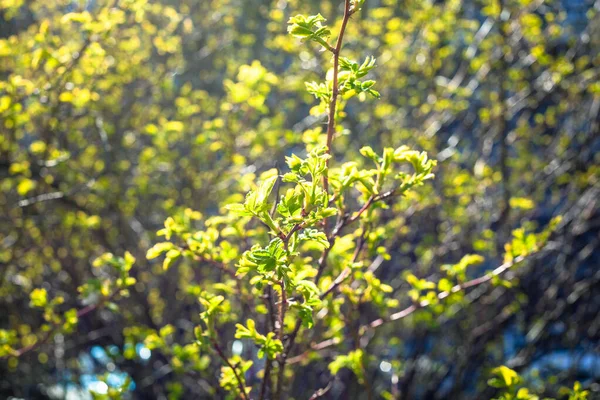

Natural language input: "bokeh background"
[1,0,599,398]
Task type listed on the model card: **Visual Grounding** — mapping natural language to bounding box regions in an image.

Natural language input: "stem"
[495,3,511,253]
[5,290,120,359]
[211,339,249,400]
[278,281,287,343]
[259,358,272,400]
[264,286,277,332]
[287,254,530,364]
[273,280,287,400]
[323,0,352,196]
[191,253,239,279]
[320,231,365,298]
[309,380,333,399]
[274,3,354,397]
[370,255,526,328]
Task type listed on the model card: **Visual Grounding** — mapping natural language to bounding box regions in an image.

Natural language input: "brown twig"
[184,246,239,279]
[5,290,120,359]
[323,0,353,196]
[278,281,287,343]
[288,254,528,364]
[370,255,526,328]
[259,358,272,400]
[273,3,355,397]
[320,231,366,299]
[309,380,334,399]
[211,338,250,400]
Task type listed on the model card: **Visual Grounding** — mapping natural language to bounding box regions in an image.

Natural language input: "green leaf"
[298,228,330,248]
[162,249,181,271]
[360,146,380,163]
[225,203,253,216]
[488,365,521,388]
[289,25,314,38]
[329,349,366,383]
[30,288,48,308]
[146,242,175,259]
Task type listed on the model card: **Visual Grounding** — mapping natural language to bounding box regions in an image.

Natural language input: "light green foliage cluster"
[328,348,367,384]
[137,2,443,396]
[135,2,558,398]
[235,319,283,360]
[488,366,589,400]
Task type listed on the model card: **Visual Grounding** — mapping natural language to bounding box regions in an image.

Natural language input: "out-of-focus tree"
[0,0,598,399]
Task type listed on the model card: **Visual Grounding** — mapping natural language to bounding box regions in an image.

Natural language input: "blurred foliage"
[0,0,599,399]
[488,366,589,400]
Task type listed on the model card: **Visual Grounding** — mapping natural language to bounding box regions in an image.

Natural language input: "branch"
[275,3,354,397]
[259,357,272,400]
[323,0,352,196]
[184,246,239,279]
[320,231,366,299]
[309,380,333,399]
[370,254,526,328]
[288,254,528,364]
[277,281,287,342]
[4,289,120,359]
[347,188,397,225]
[211,339,250,400]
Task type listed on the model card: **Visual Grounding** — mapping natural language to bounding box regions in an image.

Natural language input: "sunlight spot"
[139,346,151,360]
[89,381,108,394]
[232,340,243,356]
[380,360,392,373]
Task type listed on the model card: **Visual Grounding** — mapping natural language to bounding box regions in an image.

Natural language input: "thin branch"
[270,165,281,217]
[264,286,277,332]
[275,2,354,397]
[278,281,287,343]
[309,380,333,399]
[320,231,366,299]
[315,37,337,54]
[494,1,511,252]
[211,339,250,400]
[183,245,239,279]
[259,358,272,400]
[284,222,305,244]
[347,188,397,225]
[4,290,120,359]
[288,254,528,364]
[273,279,288,400]
[323,0,352,196]
[370,254,525,328]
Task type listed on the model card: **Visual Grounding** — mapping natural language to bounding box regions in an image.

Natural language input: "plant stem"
[259,358,272,400]
[5,290,120,359]
[323,0,352,196]
[273,279,288,400]
[211,338,249,400]
[287,254,531,365]
[274,3,354,398]
[278,281,286,343]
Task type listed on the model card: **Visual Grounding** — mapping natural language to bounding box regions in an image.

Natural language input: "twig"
[274,2,354,397]
[370,254,525,328]
[278,281,287,342]
[309,380,333,399]
[323,0,352,195]
[184,246,239,279]
[211,339,250,400]
[4,290,120,359]
[264,286,277,332]
[288,254,528,364]
[259,358,272,400]
[320,231,366,299]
